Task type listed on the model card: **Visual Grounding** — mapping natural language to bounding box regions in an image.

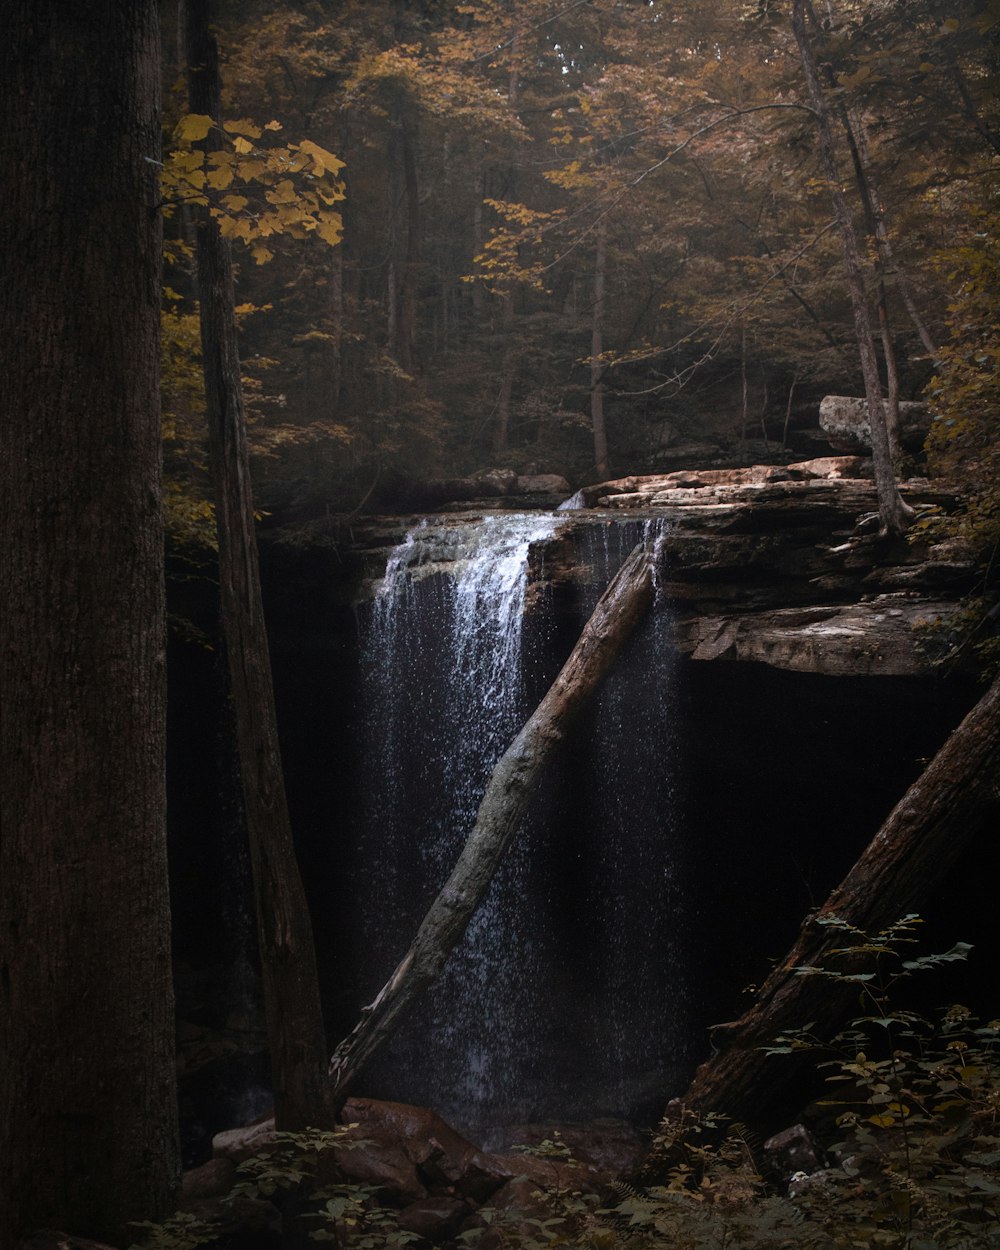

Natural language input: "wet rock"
[496,1120,645,1176]
[182,1155,237,1200]
[213,1115,277,1163]
[787,455,873,479]
[397,1195,471,1239]
[515,474,571,496]
[679,597,955,675]
[336,1138,427,1203]
[18,1235,119,1250]
[339,1097,493,1203]
[819,395,931,453]
[763,1124,823,1178]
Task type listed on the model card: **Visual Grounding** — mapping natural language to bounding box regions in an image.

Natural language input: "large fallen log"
[681,669,1000,1131]
[329,540,657,1104]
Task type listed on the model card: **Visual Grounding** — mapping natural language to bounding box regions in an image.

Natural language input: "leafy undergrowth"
[132,919,999,1250]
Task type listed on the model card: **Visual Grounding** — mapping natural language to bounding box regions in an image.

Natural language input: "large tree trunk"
[681,670,1000,1132]
[185,0,331,1132]
[591,218,609,479]
[329,541,657,1103]
[791,0,913,537]
[0,4,179,1243]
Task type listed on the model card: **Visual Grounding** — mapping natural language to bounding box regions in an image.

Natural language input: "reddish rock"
[397,1195,471,1239]
[341,1097,485,1197]
[787,455,871,479]
[335,1136,428,1204]
[181,1155,236,1200]
[497,1120,645,1176]
[19,1234,118,1250]
[212,1115,276,1162]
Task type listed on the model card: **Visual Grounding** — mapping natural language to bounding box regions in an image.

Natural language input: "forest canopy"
[160,0,999,517]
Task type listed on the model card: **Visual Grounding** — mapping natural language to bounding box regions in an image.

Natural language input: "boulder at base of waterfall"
[495,1119,646,1175]
[18,1235,120,1250]
[181,1155,237,1200]
[819,396,931,453]
[515,473,571,496]
[763,1123,824,1180]
[397,1195,472,1239]
[212,1114,277,1162]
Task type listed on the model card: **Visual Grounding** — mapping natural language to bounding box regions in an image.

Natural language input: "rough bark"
[681,669,1000,1132]
[791,0,913,536]
[329,541,657,1103]
[185,0,331,1131]
[0,4,179,1243]
[494,289,517,457]
[592,218,609,479]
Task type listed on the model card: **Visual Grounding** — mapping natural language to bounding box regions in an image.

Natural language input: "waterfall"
[351,512,688,1140]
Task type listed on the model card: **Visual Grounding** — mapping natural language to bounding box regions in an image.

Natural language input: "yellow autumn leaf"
[232,136,255,155]
[296,139,346,176]
[265,179,297,205]
[251,244,274,265]
[223,118,263,139]
[206,164,234,190]
[171,150,205,173]
[222,194,249,212]
[174,113,214,142]
[235,158,265,181]
[217,215,253,242]
[314,214,344,246]
[264,120,283,132]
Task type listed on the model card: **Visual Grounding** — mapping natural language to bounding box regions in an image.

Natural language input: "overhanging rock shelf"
[301,457,973,679]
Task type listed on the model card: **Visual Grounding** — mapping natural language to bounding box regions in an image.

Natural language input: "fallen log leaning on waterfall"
[679,668,1000,1132]
[328,539,657,1105]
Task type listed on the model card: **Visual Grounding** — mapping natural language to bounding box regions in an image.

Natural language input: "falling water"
[351,512,688,1139]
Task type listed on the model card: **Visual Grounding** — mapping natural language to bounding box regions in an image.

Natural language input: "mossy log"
[681,669,1000,1131]
[329,540,657,1105]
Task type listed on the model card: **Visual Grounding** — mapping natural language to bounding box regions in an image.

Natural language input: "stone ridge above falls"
[551,457,973,677]
[269,457,975,678]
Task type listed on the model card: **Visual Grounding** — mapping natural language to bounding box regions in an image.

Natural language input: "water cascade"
[349,513,690,1140]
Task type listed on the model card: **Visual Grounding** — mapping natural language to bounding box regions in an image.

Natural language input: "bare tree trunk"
[592,218,609,479]
[782,374,798,450]
[398,111,420,374]
[739,322,749,447]
[330,241,344,413]
[329,541,657,1104]
[494,288,516,457]
[0,4,179,1242]
[791,0,913,536]
[185,0,331,1133]
[473,164,486,316]
[681,670,1000,1132]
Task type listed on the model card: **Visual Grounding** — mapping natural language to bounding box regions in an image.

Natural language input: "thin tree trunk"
[739,323,749,447]
[0,4,179,1242]
[398,111,420,374]
[185,0,330,1133]
[494,288,516,457]
[681,670,1000,1131]
[494,12,521,459]
[791,0,913,536]
[835,101,904,463]
[330,241,344,413]
[592,218,609,479]
[473,164,486,316]
[329,541,657,1104]
[844,106,938,360]
[782,374,798,450]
